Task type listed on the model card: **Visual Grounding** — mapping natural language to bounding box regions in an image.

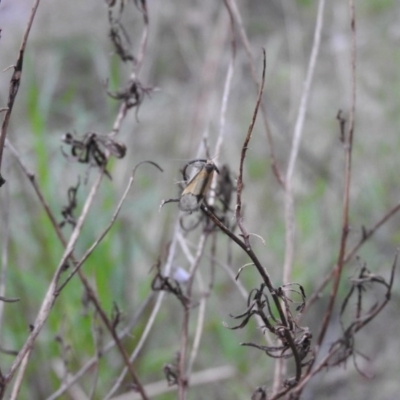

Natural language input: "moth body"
[179,160,219,212]
[179,193,202,212]
[161,159,219,213]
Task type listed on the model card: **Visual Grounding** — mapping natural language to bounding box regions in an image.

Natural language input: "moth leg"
[159,198,180,211]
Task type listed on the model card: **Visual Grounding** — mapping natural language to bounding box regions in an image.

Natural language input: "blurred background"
[0,0,400,399]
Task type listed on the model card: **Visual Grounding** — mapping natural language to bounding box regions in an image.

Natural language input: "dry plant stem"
[292,258,396,398]
[104,221,180,400]
[176,234,208,379]
[51,361,88,400]
[276,347,340,400]
[57,161,162,292]
[56,169,159,395]
[235,49,266,243]
[202,0,235,203]
[0,174,12,385]
[281,0,305,117]
[0,0,41,186]
[6,139,67,245]
[196,3,234,196]
[6,8,152,388]
[286,7,358,395]
[9,353,29,400]
[283,0,325,285]
[54,161,162,395]
[133,0,149,73]
[89,319,101,400]
[213,0,236,163]
[315,0,356,351]
[3,172,103,388]
[65,228,150,397]
[111,0,149,137]
[211,49,304,383]
[276,0,325,391]
[291,351,336,395]
[62,6,149,393]
[178,233,208,400]
[111,97,129,137]
[47,294,154,400]
[304,201,400,315]
[113,365,236,400]
[0,178,10,332]
[68,211,150,399]
[4,2,151,395]
[272,355,284,397]
[186,272,207,377]
[15,181,149,398]
[201,206,302,384]
[175,20,237,391]
[189,8,229,146]
[183,239,273,344]
[227,0,283,184]
[6,145,150,399]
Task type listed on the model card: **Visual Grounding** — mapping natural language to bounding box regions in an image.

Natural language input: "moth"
[162,159,220,213]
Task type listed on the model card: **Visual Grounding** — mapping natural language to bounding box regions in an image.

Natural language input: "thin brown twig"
[178,233,208,400]
[171,4,237,395]
[188,8,229,148]
[47,293,154,400]
[291,255,396,398]
[110,0,149,137]
[9,353,30,400]
[182,238,274,346]
[315,0,357,350]
[0,169,11,333]
[235,48,266,247]
[213,0,236,163]
[275,0,326,391]
[6,139,66,244]
[304,200,400,315]
[133,0,149,73]
[75,240,150,400]
[195,56,302,385]
[205,0,236,207]
[200,206,302,383]
[6,143,150,399]
[175,233,207,369]
[104,221,181,400]
[283,0,326,285]
[287,348,337,397]
[186,271,207,377]
[88,314,102,400]
[57,161,163,292]
[4,2,153,395]
[227,0,283,185]
[176,237,209,378]
[64,6,152,394]
[4,171,104,386]
[164,10,237,394]
[0,0,41,186]
[281,0,305,118]
[284,6,358,399]
[0,3,154,399]
[50,359,88,399]
[112,365,236,400]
